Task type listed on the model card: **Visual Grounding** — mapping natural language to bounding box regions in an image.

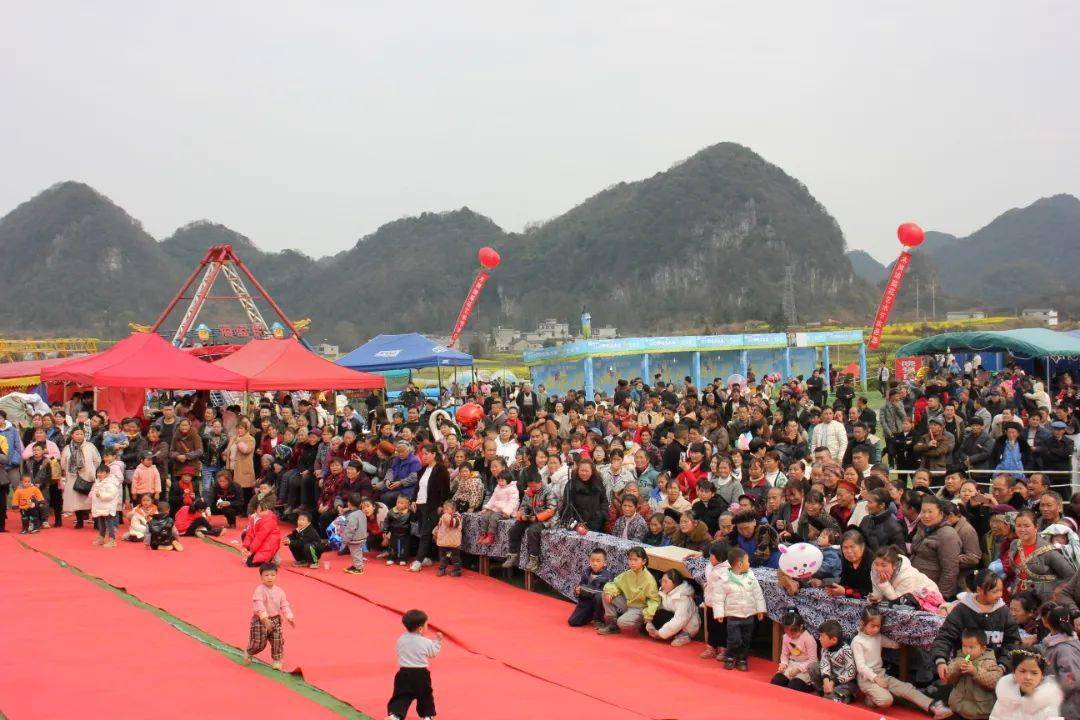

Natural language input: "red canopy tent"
[42,333,248,389]
[41,333,248,418]
[213,338,384,391]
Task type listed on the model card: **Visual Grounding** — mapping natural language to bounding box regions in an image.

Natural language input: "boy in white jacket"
[717,547,765,671]
[647,570,701,647]
[477,472,519,546]
[700,540,730,660]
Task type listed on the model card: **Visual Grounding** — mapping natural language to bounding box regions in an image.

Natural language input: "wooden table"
[645,545,702,576]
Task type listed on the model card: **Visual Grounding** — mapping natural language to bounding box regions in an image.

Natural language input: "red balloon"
[455,402,485,431]
[478,246,501,269]
[897,222,925,248]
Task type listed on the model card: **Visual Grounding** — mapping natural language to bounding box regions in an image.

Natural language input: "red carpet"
[0,533,343,720]
[15,525,638,720]
[12,515,922,719]
[255,538,922,720]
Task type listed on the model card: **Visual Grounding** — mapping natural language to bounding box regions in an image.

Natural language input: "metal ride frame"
[148,244,304,346]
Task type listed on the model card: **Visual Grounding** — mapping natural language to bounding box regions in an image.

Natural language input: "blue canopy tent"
[337,333,473,371]
[337,334,473,403]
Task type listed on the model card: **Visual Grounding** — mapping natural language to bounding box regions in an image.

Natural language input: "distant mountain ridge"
[846,250,887,284]
[2,150,1075,347]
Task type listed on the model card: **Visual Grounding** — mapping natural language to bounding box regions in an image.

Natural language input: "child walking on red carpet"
[386,609,442,720]
[244,562,295,671]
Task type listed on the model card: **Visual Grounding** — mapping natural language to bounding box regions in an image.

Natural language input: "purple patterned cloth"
[460,512,943,649]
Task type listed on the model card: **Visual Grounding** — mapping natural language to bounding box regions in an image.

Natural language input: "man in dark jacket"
[1037,421,1075,474]
[957,417,994,470]
[858,488,907,552]
[514,382,541,424]
[886,416,919,471]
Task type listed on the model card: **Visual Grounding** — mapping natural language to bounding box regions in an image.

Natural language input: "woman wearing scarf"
[60,427,101,529]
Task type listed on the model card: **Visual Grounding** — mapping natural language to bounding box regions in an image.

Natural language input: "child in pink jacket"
[477,472,519,546]
[770,608,818,692]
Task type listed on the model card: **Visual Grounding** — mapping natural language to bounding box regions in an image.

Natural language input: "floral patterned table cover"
[460,512,943,648]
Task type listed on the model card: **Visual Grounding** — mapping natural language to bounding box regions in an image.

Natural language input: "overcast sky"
[2,2,1077,262]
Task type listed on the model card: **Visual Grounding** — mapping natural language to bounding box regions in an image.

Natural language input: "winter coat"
[671,519,712,553]
[560,475,607,531]
[90,475,122,518]
[243,513,281,564]
[519,484,559,528]
[633,465,659,493]
[654,581,701,639]
[127,507,151,540]
[575,565,614,598]
[612,513,647,541]
[675,463,707,502]
[702,560,730,612]
[60,440,101,513]
[226,434,257,488]
[383,507,412,537]
[811,420,847,462]
[691,495,726,535]
[879,401,907,439]
[944,647,1003,720]
[603,568,660,619]
[819,642,856,684]
[1037,434,1075,473]
[1042,632,1080,719]
[914,430,956,472]
[714,568,765,620]
[990,435,1032,471]
[859,508,907,552]
[1007,537,1075,601]
[131,464,162,498]
[209,481,243,513]
[340,508,368,546]
[957,430,994,470]
[482,483,520,516]
[780,630,818,677]
[931,591,1020,666]
[0,421,24,471]
[988,675,1062,720]
[451,473,485,512]
[910,522,963,599]
[168,427,204,477]
[712,475,744,508]
[952,515,983,571]
[868,555,942,604]
[816,545,842,580]
[1059,570,1080,613]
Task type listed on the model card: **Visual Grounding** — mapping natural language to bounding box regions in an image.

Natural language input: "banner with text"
[449,271,491,347]
[868,251,912,350]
